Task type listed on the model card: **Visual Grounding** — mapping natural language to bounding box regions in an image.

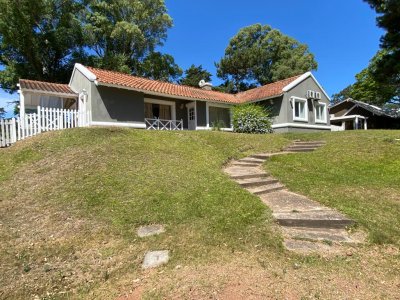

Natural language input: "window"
[189,108,195,121]
[293,97,308,121]
[209,106,231,128]
[315,103,327,123]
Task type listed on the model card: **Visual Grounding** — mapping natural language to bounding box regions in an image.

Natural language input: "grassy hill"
[0,128,399,299]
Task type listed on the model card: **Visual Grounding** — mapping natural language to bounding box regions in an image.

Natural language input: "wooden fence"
[0,106,89,148]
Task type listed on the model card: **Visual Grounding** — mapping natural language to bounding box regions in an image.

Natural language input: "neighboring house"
[18,64,331,132]
[329,98,400,130]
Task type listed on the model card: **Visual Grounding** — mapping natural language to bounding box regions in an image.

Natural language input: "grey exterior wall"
[258,96,285,124]
[92,86,145,123]
[283,76,331,126]
[69,68,92,109]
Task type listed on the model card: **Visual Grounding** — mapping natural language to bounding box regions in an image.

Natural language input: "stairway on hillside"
[224,141,364,253]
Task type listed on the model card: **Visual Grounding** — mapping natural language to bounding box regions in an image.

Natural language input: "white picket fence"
[0,106,90,148]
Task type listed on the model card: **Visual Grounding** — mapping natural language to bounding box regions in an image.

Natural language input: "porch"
[330,115,367,131]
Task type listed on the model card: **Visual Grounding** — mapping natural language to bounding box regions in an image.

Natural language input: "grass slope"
[0,128,399,299]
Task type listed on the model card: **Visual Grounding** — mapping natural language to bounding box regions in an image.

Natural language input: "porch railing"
[145,118,183,131]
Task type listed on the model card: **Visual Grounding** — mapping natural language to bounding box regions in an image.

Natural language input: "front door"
[187,102,197,130]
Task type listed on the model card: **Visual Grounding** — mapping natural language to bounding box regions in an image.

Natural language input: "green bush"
[233,104,273,134]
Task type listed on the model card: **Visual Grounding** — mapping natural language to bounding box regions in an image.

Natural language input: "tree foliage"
[0,106,5,118]
[216,24,317,93]
[233,104,273,134]
[179,65,212,87]
[83,0,176,80]
[364,0,400,99]
[0,0,180,91]
[0,0,85,92]
[332,50,398,105]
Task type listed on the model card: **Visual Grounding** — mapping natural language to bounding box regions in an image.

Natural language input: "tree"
[364,0,400,98]
[83,0,174,75]
[138,52,182,83]
[332,50,398,105]
[331,85,354,104]
[179,65,212,87]
[0,107,5,118]
[216,24,317,93]
[0,0,85,92]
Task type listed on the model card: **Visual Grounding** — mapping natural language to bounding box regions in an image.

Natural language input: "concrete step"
[230,173,269,180]
[285,148,317,152]
[238,157,266,164]
[282,227,356,243]
[273,210,354,229]
[249,154,272,160]
[247,183,286,195]
[293,141,326,145]
[231,162,261,167]
[239,178,280,188]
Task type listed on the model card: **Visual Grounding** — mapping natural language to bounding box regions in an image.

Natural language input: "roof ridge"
[85,66,236,98]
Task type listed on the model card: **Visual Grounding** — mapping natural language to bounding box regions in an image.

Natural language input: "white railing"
[145,118,183,131]
[331,124,345,132]
[0,106,90,148]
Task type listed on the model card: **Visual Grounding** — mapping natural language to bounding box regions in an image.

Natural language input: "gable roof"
[19,79,77,96]
[77,64,307,104]
[330,98,397,118]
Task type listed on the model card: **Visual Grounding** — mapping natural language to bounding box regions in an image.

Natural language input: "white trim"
[20,89,78,99]
[272,123,331,130]
[330,115,366,121]
[291,96,308,122]
[343,105,358,116]
[74,64,97,82]
[90,121,146,129]
[196,126,233,132]
[283,72,331,101]
[144,98,176,121]
[314,102,328,124]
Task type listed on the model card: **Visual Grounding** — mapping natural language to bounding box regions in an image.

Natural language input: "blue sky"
[0,0,383,117]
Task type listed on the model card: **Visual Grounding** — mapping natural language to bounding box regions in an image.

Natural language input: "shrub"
[233,104,273,134]
[211,120,226,131]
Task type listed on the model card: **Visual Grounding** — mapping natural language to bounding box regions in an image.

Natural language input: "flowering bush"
[233,104,273,134]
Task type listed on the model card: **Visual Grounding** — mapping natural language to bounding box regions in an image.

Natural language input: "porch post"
[364,118,368,130]
[18,89,25,120]
[206,102,210,129]
[355,116,359,130]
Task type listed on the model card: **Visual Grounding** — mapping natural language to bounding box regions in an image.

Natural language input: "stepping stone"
[282,227,356,243]
[230,173,270,180]
[260,190,326,212]
[246,182,285,195]
[142,250,169,269]
[238,157,266,164]
[237,178,279,188]
[137,224,165,238]
[231,162,261,167]
[224,166,265,177]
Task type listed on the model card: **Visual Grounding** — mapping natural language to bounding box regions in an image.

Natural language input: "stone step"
[231,162,261,167]
[238,157,266,164]
[230,173,269,180]
[282,227,356,243]
[249,154,272,160]
[247,183,286,195]
[287,144,322,149]
[239,178,280,188]
[293,140,326,145]
[273,210,354,229]
[285,148,317,152]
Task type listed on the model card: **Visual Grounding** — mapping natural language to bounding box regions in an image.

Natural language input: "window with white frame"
[315,102,327,123]
[293,97,308,121]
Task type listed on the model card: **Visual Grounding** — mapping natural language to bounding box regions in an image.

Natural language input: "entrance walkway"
[224,141,364,253]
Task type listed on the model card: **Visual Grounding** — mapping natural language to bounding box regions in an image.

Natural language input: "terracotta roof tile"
[87,66,302,104]
[236,75,302,103]
[19,79,77,95]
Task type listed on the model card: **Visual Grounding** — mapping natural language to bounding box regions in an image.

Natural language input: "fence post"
[37,106,42,134]
[11,118,17,143]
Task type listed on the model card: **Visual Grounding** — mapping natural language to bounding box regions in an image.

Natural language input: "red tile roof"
[237,75,302,103]
[19,79,77,95]
[87,66,302,104]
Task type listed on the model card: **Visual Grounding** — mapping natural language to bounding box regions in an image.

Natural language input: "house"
[18,64,331,132]
[329,98,400,130]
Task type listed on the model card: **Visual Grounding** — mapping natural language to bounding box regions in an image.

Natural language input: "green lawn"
[0,128,399,299]
[267,130,400,246]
